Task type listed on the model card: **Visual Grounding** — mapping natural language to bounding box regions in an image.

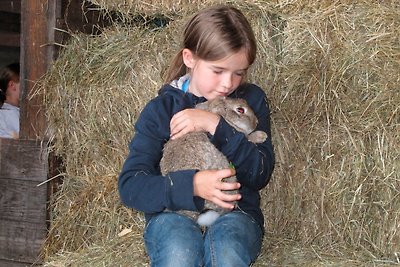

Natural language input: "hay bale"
[39,0,400,265]
[259,2,400,261]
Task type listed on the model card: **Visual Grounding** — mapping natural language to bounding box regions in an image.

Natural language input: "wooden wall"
[0,139,48,267]
[0,0,20,67]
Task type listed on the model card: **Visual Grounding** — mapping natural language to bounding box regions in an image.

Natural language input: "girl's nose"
[222,73,233,89]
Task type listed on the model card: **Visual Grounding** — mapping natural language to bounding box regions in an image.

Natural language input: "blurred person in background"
[0,62,20,139]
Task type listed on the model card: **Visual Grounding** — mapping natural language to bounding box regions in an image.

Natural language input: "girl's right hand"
[193,168,241,209]
[170,109,220,140]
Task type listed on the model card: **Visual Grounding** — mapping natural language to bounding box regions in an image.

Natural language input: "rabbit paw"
[247,131,268,143]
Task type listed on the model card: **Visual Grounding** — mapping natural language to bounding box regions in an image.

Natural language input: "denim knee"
[144,212,204,267]
[204,211,263,267]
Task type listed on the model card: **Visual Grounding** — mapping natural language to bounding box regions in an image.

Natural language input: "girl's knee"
[144,212,204,266]
[204,212,263,266]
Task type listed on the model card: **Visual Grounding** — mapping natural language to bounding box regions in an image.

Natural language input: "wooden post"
[19,0,56,139]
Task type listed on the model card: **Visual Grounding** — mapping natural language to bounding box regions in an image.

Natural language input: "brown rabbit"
[160,97,267,226]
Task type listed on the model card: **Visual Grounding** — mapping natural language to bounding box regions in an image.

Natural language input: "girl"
[0,63,20,139]
[119,5,275,266]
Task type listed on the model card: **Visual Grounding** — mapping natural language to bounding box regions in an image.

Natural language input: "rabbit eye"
[236,107,245,114]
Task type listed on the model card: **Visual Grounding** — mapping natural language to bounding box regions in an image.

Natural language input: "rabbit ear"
[196,96,227,113]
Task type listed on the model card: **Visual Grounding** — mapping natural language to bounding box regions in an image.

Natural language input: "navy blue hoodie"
[118,82,275,230]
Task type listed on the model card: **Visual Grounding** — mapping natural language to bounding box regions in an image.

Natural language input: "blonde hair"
[164,5,257,83]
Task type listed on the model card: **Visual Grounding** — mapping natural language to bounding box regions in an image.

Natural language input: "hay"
[39,0,400,266]
[40,23,182,259]
[259,1,400,259]
[44,232,147,267]
[86,0,263,16]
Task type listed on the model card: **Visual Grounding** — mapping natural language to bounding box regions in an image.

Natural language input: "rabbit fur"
[160,97,267,226]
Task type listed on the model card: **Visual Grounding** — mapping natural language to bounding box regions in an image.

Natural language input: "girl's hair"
[164,5,257,83]
[0,62,20,104]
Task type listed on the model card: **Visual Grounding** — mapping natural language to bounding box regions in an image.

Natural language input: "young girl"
[0,63,20,139]
[119,5,275,266]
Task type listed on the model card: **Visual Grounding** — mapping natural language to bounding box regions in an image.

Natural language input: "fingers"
[212,169,241,209]
[210,198,237,210]
[210,188,241,210]
[215,168,236,179]
[218,180,241,191]
[170,110,196,140]
[169,109,220,139]
[170,123,194,140]
[193,168,241,209]
[215,169,240,191]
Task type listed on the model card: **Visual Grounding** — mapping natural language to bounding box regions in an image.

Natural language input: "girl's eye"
[236,107,245,114]
[213,70,222,74]
[235,72,245,77]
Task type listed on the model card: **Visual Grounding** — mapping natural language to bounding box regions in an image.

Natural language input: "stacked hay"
[40,0,400,266]
[41,23,180,264]
[261,0,400,258]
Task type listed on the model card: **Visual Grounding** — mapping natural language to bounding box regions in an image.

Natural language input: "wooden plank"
[0,139,48,265]
[0,138,47,182]
[0,179,47,224]
[0,220,46,264]
[0,259,39,267]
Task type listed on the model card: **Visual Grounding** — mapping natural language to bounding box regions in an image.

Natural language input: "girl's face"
[183,48,250,100]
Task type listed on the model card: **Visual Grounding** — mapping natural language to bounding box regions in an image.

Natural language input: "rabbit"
[160,96,267,226]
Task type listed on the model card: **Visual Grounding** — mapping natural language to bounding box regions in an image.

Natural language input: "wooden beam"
[19,0,56,139]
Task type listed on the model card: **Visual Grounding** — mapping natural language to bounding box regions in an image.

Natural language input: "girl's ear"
[182,48,196,69]
[7,80,16,90]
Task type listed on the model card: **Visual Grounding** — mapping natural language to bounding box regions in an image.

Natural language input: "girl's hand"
[170,109,220,139]
[193,168,241,209]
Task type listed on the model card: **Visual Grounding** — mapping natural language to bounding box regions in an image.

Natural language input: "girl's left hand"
[170,109,220,139]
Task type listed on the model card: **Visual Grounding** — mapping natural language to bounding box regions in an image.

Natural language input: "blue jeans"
[143,211,263,267]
